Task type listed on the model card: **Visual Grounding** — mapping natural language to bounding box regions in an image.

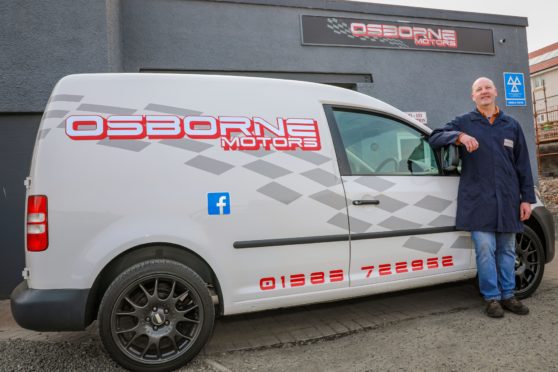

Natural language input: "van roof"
[54,73,431,133]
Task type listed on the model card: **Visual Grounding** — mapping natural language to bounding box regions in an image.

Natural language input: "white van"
[11,74,555,371]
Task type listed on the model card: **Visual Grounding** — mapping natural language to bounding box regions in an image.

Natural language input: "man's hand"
[458,133,479,153]
[520,202,532,221]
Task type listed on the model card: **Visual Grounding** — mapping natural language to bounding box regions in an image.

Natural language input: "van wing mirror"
[441,144,460,172]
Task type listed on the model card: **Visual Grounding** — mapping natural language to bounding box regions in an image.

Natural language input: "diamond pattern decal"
[375,194,407,213]
[451,235,473,249]
[284,150,330,165]
[186,155,234,175]
[354,177,395,192]
[44,110,69,119]
[379,216,421,230]
[38,129,51,140]
[415,195,452,213]
[159,139,212,153]
[144,103,202,116]
[257,182,302,205]
[310,190,347,210]
[428,215,455,227]
[403,237,443,254]
[244,160,291,179]
[97,139,151,152]
[50,94,84,102]
[244,149,275,158]
[301,168,340,187]
[77,103,136,115]
[348,215,373,233]
[327,213,350,231]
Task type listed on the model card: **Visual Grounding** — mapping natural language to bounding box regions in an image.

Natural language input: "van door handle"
[352,200,380,206]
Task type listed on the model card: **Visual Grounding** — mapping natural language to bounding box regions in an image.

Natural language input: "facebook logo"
[207,192,230,215]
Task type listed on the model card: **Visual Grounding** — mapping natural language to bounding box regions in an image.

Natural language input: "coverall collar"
[471,108,509,124]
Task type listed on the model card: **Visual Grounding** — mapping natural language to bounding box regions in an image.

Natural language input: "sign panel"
[406,112,428,124]
[503,72,526,107]
[301,15,495,55]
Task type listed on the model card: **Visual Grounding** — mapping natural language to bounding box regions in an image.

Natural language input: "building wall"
[531,64,558,176]
[119,0,532,129]
[0,0,111,112]
[0,0,534,297]
[532,67,558,121]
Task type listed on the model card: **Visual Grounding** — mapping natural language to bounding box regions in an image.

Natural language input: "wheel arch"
[526,206,555,263]
[85,243,223,326]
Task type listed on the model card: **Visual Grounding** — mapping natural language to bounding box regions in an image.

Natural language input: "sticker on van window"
[65,115,321,151]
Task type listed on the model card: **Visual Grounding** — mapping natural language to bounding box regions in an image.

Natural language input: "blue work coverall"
[428,109,536,233]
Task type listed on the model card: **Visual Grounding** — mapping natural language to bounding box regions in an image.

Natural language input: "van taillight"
[27,195,48,251]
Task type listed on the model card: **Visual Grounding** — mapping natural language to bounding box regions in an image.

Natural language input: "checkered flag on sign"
[326,18,409,48]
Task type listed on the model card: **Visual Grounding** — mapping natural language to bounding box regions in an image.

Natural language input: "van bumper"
[10,281,92,331]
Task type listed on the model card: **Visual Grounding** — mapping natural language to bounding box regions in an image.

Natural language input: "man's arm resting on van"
[429,118,478,153]
[428,118,462,149]
[456,133,479,153]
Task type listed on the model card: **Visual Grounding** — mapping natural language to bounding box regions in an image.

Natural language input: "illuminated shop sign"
[301,15,494,55]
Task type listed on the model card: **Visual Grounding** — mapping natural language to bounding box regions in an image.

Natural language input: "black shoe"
[485,300,504,318]
[501,297,530,315]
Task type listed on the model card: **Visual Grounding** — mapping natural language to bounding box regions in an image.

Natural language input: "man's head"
[471,77,498,109]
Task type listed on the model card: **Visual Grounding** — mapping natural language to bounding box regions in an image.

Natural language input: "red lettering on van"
[65,115,321,151]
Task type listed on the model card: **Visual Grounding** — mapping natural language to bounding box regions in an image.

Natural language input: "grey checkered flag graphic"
[326,18,408,48]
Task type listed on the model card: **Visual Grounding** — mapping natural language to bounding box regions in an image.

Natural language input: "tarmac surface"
[0,275,481,353]
[1,249,557,371]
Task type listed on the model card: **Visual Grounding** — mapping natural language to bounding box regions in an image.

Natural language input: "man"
[429,77,536,318]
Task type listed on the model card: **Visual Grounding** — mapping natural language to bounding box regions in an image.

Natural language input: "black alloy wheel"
[99,259,215,372]
[514,226,545,299]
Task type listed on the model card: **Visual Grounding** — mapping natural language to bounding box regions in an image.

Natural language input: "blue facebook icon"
[207,193,230,215]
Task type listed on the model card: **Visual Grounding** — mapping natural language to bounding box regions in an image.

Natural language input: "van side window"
[332,109,439,176]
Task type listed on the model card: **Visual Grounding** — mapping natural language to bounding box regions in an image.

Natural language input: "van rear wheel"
[98,259,214,371]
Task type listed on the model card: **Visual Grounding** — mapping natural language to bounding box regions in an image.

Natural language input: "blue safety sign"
[503,72,526,107]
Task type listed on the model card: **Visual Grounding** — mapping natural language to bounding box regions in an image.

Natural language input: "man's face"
[471,78,497,107]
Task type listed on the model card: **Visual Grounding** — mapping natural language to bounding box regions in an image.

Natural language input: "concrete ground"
[1,251,557,371]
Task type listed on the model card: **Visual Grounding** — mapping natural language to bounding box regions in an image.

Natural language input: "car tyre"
[98,259,214,371]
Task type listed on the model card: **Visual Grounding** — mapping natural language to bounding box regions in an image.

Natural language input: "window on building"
[533,77,545,88]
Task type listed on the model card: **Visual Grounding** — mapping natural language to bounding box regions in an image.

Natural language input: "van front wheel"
[515,226,545,299]
[98,259,215,371]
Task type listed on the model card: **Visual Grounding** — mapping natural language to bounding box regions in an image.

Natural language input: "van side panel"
[27,74,390,313]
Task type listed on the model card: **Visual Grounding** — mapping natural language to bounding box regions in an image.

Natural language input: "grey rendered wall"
[0,0,113,112]
[119,0,535,174]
